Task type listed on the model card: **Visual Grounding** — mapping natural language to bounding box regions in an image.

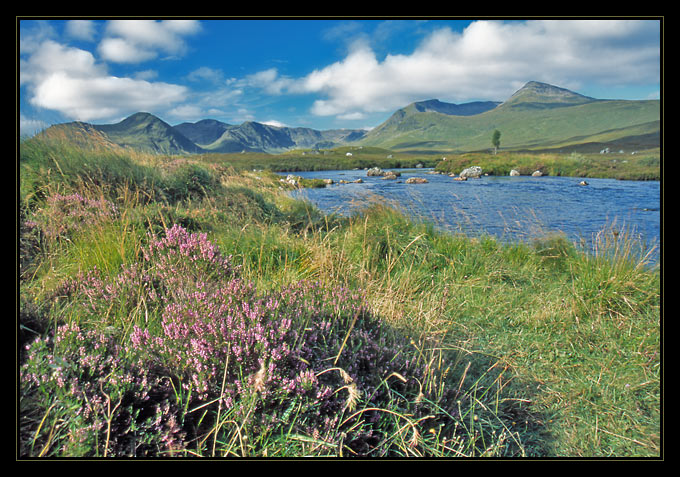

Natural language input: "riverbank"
[188,147,661,181]
[433,150,660,181]
[19,138,661,458]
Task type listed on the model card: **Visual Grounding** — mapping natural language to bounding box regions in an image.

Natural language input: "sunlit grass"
[19,137,660,458]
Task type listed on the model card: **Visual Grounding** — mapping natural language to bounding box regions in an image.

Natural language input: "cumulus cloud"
[187,66,225,84]
[65,20,97,41]
[20,20,201,123]
[99,19,201,63]
[276,19,660,118]
[243,68,294,95]
[31,72,187,121]
[21,37,189,122]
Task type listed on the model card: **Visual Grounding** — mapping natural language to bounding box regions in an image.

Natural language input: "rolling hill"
[40,113,367,155]
[359,81,660,153]
[34,81,660,155]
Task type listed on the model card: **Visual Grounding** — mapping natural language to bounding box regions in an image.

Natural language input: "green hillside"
[360,82,660,153]
[35,81,660,156]
[95,112,204,155]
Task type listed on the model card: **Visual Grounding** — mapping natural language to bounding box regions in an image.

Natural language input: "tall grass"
[19,137,661,458]
[435,150,660,181]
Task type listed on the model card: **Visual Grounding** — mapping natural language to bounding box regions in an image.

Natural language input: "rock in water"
[459,166,483,178]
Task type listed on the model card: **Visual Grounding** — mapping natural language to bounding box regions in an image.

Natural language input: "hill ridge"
[37,81,660,155]
[359,81,659,153]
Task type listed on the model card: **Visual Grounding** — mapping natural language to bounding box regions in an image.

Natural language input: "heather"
[19,138,661,458]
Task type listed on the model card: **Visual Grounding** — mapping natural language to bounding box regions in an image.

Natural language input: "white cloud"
[21,38,189,122]
[20,40,105,86]
[98,37,158,63]
[99,19,201,63]
[284,19,660,118]
[20,20,202,123]
[337,112,366,121]
[243,68,294,95]
[65,20,97,41]
[261,119,287,128]
[30,72,187,122]
[187,66,224,84]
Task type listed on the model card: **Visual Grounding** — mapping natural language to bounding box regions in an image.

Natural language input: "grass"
[18,137,661,458]
[435,150,661,181]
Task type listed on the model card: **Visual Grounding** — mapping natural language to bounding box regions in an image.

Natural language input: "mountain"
[94,112,204,155]
[185,120,367,153]
[38,113,368,155]
[35,81,660,156]
[173,119,233,146]
[499,81,595,109]
[360,81,660,153]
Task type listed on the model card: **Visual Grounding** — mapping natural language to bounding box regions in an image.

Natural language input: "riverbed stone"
[459,166,483,178]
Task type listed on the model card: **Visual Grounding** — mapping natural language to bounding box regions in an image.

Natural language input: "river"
[285,169,661,263]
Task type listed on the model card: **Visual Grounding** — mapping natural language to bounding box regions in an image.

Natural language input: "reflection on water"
[286,169,661,263]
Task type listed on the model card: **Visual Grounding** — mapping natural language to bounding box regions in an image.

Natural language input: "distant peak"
[504,81,594,106]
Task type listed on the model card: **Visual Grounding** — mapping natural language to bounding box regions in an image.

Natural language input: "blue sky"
[19,18,661,135]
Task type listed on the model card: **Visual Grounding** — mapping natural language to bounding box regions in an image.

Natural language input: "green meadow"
[19,138,661,458]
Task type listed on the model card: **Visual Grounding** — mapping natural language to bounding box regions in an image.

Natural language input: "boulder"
[509,169,520,176]
[405,177,428,184]
[366,167,384,176]
[459,166,483,179]
[531,170,543,177]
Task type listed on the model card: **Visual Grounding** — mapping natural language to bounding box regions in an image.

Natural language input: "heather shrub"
[125,276,452,454]
[53,224,240,326]
[26,192,119,242]
[22,224,459,456]
[21,322,186,457]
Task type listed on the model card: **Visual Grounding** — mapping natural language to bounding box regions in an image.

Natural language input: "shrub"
[21,224,459,457]
[27,192,119,242]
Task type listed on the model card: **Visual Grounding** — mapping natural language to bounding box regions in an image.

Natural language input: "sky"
[18,17,662,136]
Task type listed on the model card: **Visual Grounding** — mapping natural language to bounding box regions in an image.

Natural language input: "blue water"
[286,169,661,262]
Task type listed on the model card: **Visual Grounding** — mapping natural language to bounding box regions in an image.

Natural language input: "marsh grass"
[19,137,661,458]
[435,150,660,181]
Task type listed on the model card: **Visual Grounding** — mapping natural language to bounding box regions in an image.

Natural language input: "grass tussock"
[19,137,661,458]
[435,150,660,181]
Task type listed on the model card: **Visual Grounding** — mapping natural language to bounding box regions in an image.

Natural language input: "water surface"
[286,169,661,261]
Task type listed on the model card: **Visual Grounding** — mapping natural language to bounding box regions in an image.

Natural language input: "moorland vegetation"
[19,136,660,458]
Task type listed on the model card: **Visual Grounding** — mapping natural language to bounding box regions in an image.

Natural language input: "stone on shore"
[459,166,483,179]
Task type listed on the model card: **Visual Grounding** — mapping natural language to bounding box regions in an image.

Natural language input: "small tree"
[492,129,501,155]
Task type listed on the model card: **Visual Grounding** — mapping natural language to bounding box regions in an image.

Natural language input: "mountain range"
[37,81,660,155]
